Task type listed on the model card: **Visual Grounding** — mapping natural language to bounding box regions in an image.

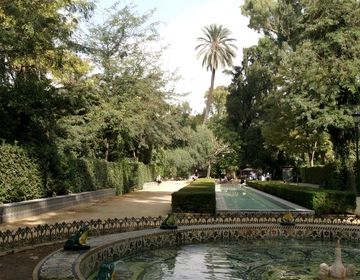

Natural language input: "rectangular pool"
[216,184,313,214]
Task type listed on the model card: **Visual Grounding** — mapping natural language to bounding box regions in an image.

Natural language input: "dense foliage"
[0,1,218,202]
[63,157,156,195]
[247,181,356,215]
[299,163,346,190]
[1,0,359,203]
[219,0,360,189]
[0,144,43,203]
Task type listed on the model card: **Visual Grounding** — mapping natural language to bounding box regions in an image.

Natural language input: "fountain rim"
[33,222,360,280]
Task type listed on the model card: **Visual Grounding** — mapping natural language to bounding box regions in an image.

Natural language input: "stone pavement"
[0,180,188,231]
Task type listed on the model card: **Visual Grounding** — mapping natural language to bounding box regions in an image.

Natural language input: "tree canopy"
[1,0,360,197]
[0,0,215,196]
[196,24,237,124]
[225,0,360,177]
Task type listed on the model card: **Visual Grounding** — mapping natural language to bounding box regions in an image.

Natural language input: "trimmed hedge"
[247,181,356,215]
[172,178,216,213]
[299,166,326,186]
[299,162,345,190]
[0,144,43,203]
[0,143,158,203]
[64,158,156,195]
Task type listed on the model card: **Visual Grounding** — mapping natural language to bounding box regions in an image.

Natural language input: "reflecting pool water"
[216,185,312,213]
[102,240,360,279]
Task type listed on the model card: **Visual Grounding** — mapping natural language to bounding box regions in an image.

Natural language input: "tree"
[0,0,94,194]
[187,126,229,178]
[85,3,159,87]
[238,0,360,170]
[241,0,303,48]
[163,148,195,178]
[58,3,181,163]
[195,24,237,124]
[261,90,334,166]
[260,0,360,165]
[0,0,94,141]
[204,85,229,116]
[225,37,280,171]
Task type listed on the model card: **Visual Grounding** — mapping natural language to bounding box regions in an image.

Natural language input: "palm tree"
[195,24,237,124]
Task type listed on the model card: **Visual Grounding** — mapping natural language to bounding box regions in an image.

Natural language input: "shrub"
[299,162,345,190]
[163,148,195,178]
[172,178,216,213]
[68,158,92,192]
[299,165,326,186]
[189,178,215,187]
[0,142,158,203]
[0,144,43,203]
[63,157,156,195]
[247,181,356,215]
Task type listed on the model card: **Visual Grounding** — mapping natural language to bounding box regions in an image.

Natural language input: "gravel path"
[0,180,188,231]
[0,181,188,279]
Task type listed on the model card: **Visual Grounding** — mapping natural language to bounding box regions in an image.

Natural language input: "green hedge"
[172,178,216,213]
[64,158,156,195]
[0,143,157,203]
[0,144,43,203]
[299,166,326,186]
[299,162,345,189]
[247,181,356,215]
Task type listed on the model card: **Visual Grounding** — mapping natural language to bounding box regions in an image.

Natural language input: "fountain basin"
[102,240,360,279]
[33,223,360,279]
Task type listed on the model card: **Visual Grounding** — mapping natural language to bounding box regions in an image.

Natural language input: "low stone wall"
[33,223,360,280]
[0,188,115,223]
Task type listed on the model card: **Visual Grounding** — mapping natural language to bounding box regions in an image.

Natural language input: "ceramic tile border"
[33,223,360,280]
[5,213,360,253]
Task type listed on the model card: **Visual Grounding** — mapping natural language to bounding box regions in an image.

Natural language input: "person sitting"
[156,175,162,184]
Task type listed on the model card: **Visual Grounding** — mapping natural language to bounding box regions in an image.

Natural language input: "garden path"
[0,180,188,280]
[0,180,187,231]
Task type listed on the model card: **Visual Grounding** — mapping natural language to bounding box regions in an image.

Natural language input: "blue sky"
[94,0,260,113]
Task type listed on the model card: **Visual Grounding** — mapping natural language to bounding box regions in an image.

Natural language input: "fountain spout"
[317,240,356,280]
[329,240,346,278]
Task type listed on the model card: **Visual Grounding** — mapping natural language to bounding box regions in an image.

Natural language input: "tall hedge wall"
[0,144,43,203]
[247,181,356,215]
[0,143,157,203]
[64,158,156,195]
[299,162,345,190]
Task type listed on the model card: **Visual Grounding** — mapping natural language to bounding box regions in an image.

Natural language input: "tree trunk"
[207,160,211,178]
[309,141,317,167]
[104,137,109,161]
[203,68,216,124]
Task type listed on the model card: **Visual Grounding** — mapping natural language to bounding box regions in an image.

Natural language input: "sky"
[96,0,260,114]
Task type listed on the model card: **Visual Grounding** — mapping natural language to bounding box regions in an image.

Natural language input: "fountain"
[33,216,360,279]
[317,240,356,279]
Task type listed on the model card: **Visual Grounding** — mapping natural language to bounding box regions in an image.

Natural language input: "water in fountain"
[90,239,360,280]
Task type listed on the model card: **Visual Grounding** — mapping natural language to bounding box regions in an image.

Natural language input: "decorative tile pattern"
[2,213,360,252]
[34,223,360,279]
